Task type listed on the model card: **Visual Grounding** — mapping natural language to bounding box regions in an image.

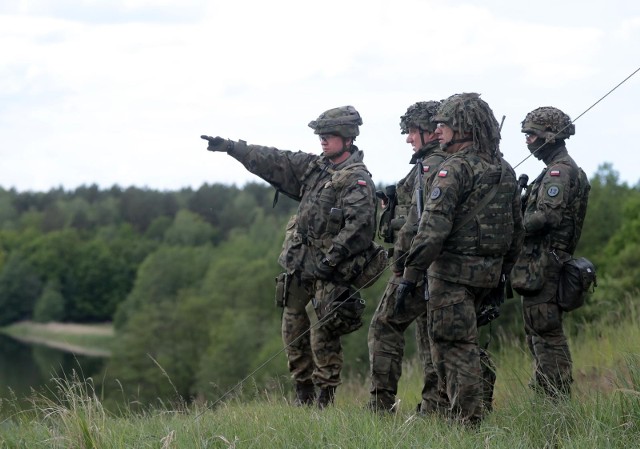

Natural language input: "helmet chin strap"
[328,138,352,162]
[440,136,472,151]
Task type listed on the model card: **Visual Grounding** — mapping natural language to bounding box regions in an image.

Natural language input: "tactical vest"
[444,155,516,256]
[297,158,374,252]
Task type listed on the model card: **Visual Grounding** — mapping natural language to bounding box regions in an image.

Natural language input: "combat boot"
[366,391,396,414]
[293,381,316,406]
[317,386,336,409]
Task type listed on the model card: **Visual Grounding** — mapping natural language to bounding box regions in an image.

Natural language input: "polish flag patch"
[550,170,561,176]
[438,170,448,177]
[357,179,367,186]
[423,166,430,172]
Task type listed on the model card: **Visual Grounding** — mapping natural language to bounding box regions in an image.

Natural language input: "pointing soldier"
[202,106,376,408]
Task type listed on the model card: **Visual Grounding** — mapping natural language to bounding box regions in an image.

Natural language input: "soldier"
[201,106,376,408]
[367,101,448,413]
[512,107,590,398]
[399,93,524,425]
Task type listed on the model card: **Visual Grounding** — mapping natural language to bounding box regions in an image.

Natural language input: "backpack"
[557,257,597,312]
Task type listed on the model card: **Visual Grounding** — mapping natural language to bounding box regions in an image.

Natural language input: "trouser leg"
[523,300,572,397]
[367,275,426,411]
[428,278,484,425]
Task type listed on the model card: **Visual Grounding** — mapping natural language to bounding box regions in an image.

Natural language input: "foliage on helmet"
[399,101,441,134]
[521,106,575,143]
[433,93,501,154]
[308,105,363,138]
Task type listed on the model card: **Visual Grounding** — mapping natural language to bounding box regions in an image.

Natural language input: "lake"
[0,333,107,412]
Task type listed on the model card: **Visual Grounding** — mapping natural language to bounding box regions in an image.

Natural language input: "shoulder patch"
[357,179,367,186]
[438,170,448,177]
[550,170,561,176]
[423,165,430,172]
[430,187,442,200]
[547,185,560,197]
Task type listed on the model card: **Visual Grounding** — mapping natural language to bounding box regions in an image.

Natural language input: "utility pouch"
[274,272,290,308]
[557,257,597,312]
[326,207,343,235]
[323,296,366,336]
[351,242,389,289]
[389,217,406,233]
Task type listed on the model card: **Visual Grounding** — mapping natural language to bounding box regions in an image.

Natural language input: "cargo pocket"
[430,293,475,343]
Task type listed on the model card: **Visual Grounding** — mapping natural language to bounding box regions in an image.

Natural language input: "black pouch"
[557,257,597,312]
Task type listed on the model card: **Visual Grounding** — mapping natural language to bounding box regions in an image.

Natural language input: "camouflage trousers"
[367,274,441,412]
[281,273,354,388]
[522,251,573,398]
[426,276,494,425]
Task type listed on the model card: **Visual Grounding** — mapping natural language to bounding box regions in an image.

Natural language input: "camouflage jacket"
[228,141,376,277]
[403,146,525,288]
[522,146,590,254]
[392,142,448,272]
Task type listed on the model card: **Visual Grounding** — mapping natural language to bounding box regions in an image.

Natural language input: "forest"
[0,162,638,406]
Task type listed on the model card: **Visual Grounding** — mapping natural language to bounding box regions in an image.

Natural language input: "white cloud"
[0,0,639,192]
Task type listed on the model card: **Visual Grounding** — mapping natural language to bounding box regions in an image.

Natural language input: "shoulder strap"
[450,160,506,235]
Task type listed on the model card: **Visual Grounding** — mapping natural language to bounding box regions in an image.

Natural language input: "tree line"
[0,162,638,405]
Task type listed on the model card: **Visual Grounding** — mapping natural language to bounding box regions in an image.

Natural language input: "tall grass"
[1,316,639,448]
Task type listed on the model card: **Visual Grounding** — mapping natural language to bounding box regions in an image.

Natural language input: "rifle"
[518,173,530,213]
[376,185,398,243]
[504,173,530,299]
[477,274,507,327]
[415,160,424,221]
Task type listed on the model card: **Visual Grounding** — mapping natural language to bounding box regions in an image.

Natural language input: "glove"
[394,279,416,316]
[200,135,235,152]
[314,258,335,280]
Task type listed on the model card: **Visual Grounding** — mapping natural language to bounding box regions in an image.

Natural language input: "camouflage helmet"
[433,92,501,154]
[308,105,363,138]
[521,106,575,143]
[399,101,441,134]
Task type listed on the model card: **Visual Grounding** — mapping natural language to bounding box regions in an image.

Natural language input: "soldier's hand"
[314,258,335,281]
[200,135,235,152]
[394,279,416,316]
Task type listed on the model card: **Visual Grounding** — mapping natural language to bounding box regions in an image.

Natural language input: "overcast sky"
[1,0,639,193]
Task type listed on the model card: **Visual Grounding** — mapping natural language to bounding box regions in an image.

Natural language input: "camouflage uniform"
[368,101,448,412]
[204,106,376,407]
[402,93,524,425]
[515,107,590,398]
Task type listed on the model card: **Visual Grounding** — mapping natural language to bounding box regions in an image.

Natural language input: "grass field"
[0,317,638,448]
